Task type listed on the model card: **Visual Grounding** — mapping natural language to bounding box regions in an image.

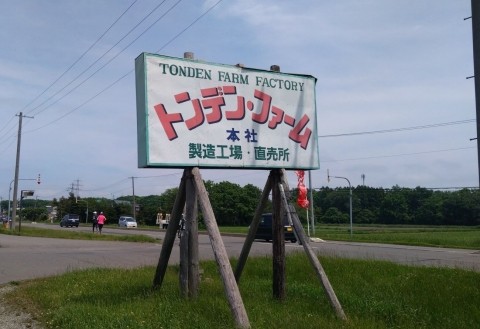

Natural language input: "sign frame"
[135,53,319,170]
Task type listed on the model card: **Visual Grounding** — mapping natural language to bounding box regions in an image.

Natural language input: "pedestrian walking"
[92,211,98,233]
[97,212,106,234]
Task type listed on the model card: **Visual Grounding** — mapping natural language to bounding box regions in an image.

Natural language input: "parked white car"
[118,216,137,228]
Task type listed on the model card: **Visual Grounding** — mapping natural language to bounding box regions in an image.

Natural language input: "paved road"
[0,224,478,285]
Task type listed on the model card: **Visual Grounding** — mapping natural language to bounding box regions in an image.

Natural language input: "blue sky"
[0,0,476,201]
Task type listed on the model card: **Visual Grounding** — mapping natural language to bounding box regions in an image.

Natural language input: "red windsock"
[295,170,309,209]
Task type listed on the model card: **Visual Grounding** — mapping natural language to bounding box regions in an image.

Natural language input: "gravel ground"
[0,285,42,329]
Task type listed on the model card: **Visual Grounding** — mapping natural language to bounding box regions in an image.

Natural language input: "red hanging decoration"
[295,170,309,209]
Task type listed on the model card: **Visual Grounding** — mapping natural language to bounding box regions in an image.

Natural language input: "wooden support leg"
[179,210,189,297]
[192,167,250,329]
[279,171,347,321]
[272,169,285,301]
[234,173,273,282]
[186,169,199,298]
[153,170,187,289]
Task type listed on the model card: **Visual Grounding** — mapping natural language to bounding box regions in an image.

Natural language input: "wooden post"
[234,173,273,282]
[191,167,250,328]
[179,206,189,296]
[178,169,200,298]
[279,171,347,321]
[269,64,286,301]
[272,169,285,300]
[186,169,199,298]
[153,170,187,289]
[179,52,198,297]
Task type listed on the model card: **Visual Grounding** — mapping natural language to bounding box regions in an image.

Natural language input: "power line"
[154,0,224,52]
[24,0,222,133]
[81,173,182,192]
[0,115,16,136]
[27,0,171,118]
[24,0,183,132]
[318,119,475,138]
[80,178,130,192]
[26,0,183,124]
[23,0,139,117]
[0,116,18,152]
[322,146,475,163]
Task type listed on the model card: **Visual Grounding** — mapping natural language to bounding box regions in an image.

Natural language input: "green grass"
[314,225,480,249]
[0,226,158,243]
[3,223,480,249]
[6,253,480,329]
[220,224,480,249]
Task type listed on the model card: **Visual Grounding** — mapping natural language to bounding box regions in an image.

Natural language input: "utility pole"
[75,179,81,198]
[10,112,33,230]
[470,1,480,187]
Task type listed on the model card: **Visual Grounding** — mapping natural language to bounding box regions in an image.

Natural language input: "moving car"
[118,216,137,228]
[60,214,80,227]
[254,213,297,243]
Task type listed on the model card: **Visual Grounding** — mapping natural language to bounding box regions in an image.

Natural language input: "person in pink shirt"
[96,212,107,234]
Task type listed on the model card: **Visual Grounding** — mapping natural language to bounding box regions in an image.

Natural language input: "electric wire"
[0,116,17,147]
[67,172,182,198]
[0,115,16,136]
[24,0,222,133]
[322,146,475,163]
[81,178,131,192]
[0,115,21,155]
[27,0,171,118]
[22,0,139,117]
[81,173,182,193]
[318,119,475,138]
[25,0,182,127]
[154,0,224,52]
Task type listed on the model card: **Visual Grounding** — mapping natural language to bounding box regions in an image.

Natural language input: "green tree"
[207,181,243,225]
[236,184,264,225]
[322,207,348,224]
[442,189,480,226]
[56,193,79,220]
[20,207,48,222]
[137,195,162,225]
[355,208,376,224]
[415,192,444,225]
[379,186,410,224]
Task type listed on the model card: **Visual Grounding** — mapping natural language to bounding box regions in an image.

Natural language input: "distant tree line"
[310,185,480,226]
[2,181,265,227]
[3,182,479,227]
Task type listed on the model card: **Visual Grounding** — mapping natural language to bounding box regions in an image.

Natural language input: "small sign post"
[19,190,34,232]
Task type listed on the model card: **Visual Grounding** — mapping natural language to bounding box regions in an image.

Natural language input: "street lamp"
[328,170,353,237]
[8,176,39,230]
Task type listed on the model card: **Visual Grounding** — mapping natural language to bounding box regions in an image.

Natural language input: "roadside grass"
[0,226,157,243]
[2,223,479,249]
[314,225,480,249]
[220,225,480,249]
[7,253,480,329]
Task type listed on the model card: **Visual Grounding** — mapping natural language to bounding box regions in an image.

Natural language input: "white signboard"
[135,53,319,169]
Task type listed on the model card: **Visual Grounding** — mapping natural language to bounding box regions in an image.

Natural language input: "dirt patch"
[0,284,43,329]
